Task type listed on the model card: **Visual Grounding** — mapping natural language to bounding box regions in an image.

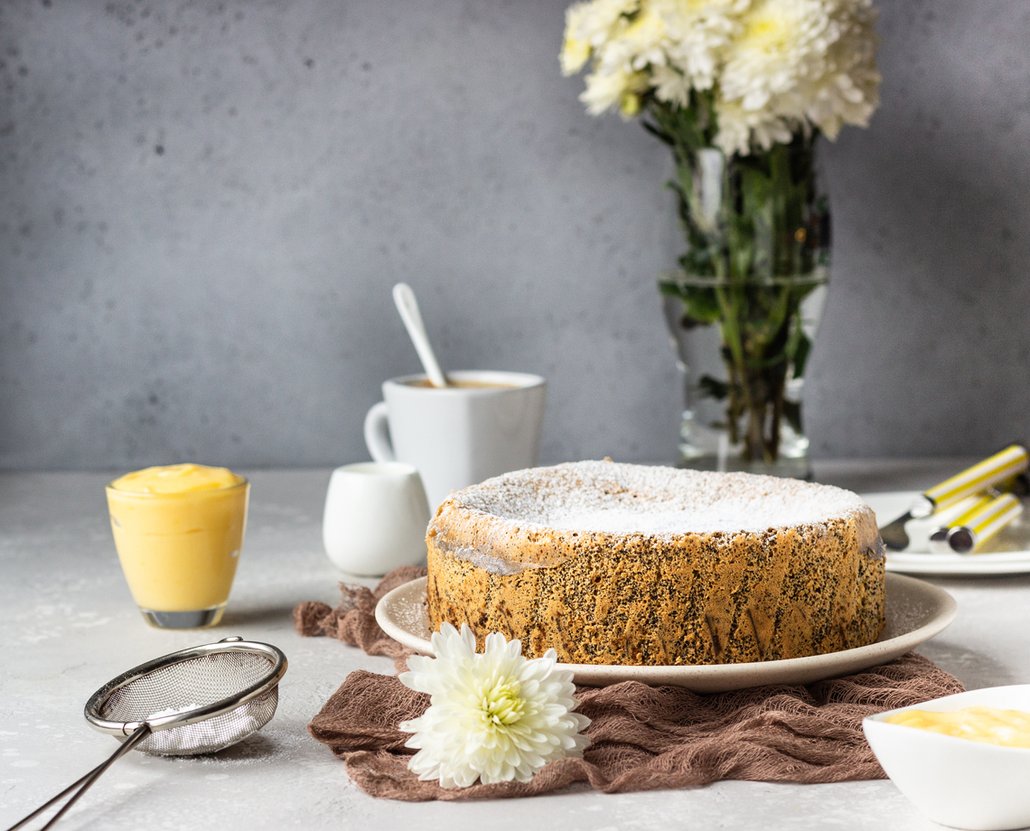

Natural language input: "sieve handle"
[5,725,150,831]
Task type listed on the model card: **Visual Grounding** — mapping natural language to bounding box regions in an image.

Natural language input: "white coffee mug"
[322,462,431,577]
[363,370,546,511]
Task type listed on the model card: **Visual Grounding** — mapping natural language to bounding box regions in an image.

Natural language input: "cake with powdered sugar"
[426,460,886,666]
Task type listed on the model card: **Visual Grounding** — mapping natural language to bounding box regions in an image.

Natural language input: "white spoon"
[392,283,448,388]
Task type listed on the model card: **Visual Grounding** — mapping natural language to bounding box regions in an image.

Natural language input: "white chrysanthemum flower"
[804,0,879,138]
[715,0,879,153]
[581,67,648,116]
[561,0,639,75]
[398,623,591,789]
[650,63,691,108]
[714,98,796,155]
[653,0,744,91]
[604,3,668,71]
[563,0,739,111]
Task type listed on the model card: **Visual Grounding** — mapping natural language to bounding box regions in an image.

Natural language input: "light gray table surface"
[2,461,1028,831]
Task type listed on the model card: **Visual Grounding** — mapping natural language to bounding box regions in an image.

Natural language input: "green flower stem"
[712,284,747,447]
[650,98,828,467]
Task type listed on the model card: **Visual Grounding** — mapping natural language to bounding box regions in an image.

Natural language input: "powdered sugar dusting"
[452,461,870,536]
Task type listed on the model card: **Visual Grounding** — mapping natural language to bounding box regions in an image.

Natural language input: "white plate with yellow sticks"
[375,573,955,692]
[864,491,1030,576]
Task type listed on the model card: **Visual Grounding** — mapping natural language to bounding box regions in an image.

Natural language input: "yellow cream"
[107,463,249,623]
[110,463,243,494]
[885,706,1030,748]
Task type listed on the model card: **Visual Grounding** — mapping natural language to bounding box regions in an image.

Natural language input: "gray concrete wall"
[1,0,1028,471]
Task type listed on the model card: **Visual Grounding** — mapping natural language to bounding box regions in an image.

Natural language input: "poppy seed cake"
[426,460,886,666]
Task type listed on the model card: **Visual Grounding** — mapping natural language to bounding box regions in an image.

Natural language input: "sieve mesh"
[99,651,274,721]
[134,689,279,755]
[90,642,286,756]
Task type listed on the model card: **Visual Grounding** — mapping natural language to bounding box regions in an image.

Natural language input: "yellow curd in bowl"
[106,463,249,625]
[885,706,1030,749]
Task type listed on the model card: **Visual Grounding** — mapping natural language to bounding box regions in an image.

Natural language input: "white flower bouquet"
[562,0,879,155]
[562,0,880,473]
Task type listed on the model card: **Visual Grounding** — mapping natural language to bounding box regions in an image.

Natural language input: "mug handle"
[363,401,395,462]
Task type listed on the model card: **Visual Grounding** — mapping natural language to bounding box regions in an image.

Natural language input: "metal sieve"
[7,636,287,831]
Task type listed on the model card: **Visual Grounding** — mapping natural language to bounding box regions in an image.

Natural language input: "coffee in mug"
[363,370,546,511]
[405,379,518,390]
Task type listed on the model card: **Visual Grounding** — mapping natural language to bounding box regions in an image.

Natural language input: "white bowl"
[864,685,1030,830]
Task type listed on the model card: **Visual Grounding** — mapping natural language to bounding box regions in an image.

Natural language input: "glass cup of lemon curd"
[106,463,250,628]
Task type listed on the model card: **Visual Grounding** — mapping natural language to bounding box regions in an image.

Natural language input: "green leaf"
[641,119,674,147]
[698,374,729,400]
[678,284,722,325]
[791,331,812,380]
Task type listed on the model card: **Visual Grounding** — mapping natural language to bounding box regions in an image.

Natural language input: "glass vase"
[660,137,830,479]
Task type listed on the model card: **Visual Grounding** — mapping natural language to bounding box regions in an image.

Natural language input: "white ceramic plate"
[374,573,955,692]
[864,491,1030,576]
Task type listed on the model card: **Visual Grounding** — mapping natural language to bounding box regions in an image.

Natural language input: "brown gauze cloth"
[294,568,963,801]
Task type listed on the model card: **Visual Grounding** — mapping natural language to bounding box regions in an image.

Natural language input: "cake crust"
[426,461,886,666]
